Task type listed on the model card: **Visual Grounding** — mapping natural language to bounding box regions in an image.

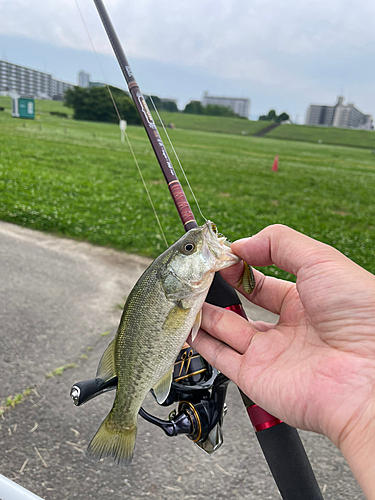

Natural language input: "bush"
[50,111,68,118]
[183,101,242,118]
[64,86,141,125]
[259,109,290,123]
[183,100,204,115]
[145,95,178,112]
[205,104,241,118]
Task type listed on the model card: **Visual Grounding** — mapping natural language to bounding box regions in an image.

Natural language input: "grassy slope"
[155,111,270,136]
[266,123,375,149]
[0,96,74,117]
[1,106,374,281]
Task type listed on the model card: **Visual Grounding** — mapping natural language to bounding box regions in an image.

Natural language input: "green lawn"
[266,123,375,149]
[154,111,270,136]
[0,97,269,136]
[1,107,374,281]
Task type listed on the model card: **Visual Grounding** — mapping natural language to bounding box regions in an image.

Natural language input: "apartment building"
[305,96,373,130]
[202,92,250,118]
[0,60,74,100]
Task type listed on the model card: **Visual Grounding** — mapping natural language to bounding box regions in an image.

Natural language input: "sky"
[1,0,375,122]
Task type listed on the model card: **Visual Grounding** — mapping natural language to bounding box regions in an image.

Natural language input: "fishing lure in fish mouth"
[208,225,256,295]
[237,261,256,294]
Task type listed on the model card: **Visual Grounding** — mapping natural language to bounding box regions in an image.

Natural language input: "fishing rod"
[71,2,324,498]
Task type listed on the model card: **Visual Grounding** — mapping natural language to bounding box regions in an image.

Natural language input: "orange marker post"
[272,155,279,172]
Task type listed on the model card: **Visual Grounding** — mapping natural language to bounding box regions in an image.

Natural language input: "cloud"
[1,0,375,113]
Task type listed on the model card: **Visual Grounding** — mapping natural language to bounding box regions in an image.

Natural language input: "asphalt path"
[0,221,365,500]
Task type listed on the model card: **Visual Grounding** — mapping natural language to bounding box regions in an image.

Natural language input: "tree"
[259,109,277,121]
[259,109,290,123]
[64,86,141,125]
[145,95,178,113]
[204,104,239,117]
[183,100,204,114]
[183,100,244,118]
[162,100,178,113]
[276,112,290,123]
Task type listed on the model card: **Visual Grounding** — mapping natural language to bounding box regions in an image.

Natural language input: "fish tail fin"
[86,413,137,466]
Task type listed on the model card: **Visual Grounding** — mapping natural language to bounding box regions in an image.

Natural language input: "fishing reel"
[71,275,245,453]
[70,343,230,454]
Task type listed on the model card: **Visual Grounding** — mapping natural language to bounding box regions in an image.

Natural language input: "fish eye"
[182,241,196,254]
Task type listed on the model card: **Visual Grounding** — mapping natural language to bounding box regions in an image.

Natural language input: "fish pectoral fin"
[152,367,174,404]
[162,303,190,332]
[191,309,202,342]
[96,337,117,382]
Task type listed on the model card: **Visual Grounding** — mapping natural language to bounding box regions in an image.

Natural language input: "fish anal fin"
[96,337,117,382]
[86,412,137,467]
[152,367,173,404]
[191,309,202,342]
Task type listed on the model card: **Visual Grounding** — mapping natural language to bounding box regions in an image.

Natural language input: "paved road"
[0,221,365,500]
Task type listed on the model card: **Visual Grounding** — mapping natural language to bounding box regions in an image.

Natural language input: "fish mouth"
[203,221,240,267]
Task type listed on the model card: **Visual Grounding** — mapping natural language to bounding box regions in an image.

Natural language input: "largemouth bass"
[87,221,240,465]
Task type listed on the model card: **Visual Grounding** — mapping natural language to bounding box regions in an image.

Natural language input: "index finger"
[229,224,342,277]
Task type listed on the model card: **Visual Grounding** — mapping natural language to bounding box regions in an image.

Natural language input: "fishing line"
[149,95,207,224]
[74,0,168,248]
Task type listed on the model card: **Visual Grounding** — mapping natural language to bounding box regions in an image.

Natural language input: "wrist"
[339,403,375,499]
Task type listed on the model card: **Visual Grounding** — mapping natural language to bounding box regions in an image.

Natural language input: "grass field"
[1,99,375,280]
[154,111,270,136]
[0,96,269,135]
[266,123,375,149]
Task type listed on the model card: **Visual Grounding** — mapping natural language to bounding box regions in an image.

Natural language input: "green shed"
[12,97,35,119]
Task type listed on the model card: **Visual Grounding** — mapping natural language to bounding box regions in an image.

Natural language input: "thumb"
[230,224,339,277]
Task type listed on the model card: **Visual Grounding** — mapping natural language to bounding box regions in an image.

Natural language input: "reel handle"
[70,378,194,438]
[70,377,117,406]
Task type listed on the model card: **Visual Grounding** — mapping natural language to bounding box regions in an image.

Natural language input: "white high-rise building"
[78,71,90,88]
[0,59,74,100]
[202,92,250,118]
[305,96,373,130]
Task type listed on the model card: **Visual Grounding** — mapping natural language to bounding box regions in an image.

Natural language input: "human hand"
[189,225,375,497]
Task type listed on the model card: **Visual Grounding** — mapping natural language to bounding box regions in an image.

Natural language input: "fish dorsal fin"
[96,337,117,382]
[191,309,202,342]
[152,367,173,404]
